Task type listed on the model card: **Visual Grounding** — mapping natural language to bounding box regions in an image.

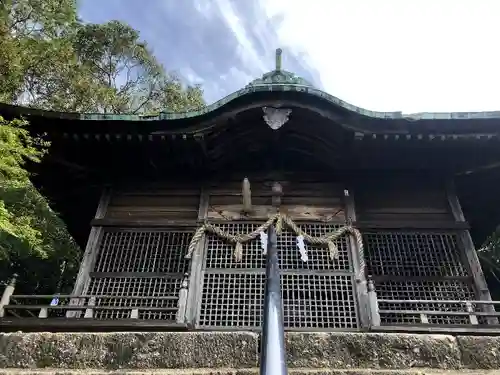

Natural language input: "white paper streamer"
[296,235,308,262]
[260,231,268,254]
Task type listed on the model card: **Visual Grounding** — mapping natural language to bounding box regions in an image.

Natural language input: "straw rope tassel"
[234,242,243,262]
[327,241,339,260]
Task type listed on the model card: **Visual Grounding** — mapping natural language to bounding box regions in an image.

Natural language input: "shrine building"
[1,49,500,333]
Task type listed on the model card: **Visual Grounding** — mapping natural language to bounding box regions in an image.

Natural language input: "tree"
[66,20,204,114]
[1,0,77,37]
[477,229,500,299]
[0,0,79,104]
[27,20,205,113]
[0,116,80,293]
[1,2,205,113]
[0,116,48,249]
[153,75,205,113]
[0,3,205,294]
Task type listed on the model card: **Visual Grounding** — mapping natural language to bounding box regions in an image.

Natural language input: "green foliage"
[2,0,77,37]
[0,116,47,253]
[1,2,205,113]
[0,117,47,181]
[65,20,205,113]
[0,0,79,104]
[0,1,206,294]
[0,116,80,292]
[157,76,205,113]
[477,228,500,298]
[0,180,80,294]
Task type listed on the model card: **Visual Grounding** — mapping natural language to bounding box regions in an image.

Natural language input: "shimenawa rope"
[185,213,363,262]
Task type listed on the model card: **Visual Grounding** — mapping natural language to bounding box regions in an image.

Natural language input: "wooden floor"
[2,317,500,335]
[0,317,190,332]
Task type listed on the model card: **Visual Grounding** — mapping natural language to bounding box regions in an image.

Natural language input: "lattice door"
[196,222,359,329]
[364,230,476,325]
[85,228,191,320]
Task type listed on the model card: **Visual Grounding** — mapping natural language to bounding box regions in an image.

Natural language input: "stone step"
[0,332,499,370]
[0,370,500,375]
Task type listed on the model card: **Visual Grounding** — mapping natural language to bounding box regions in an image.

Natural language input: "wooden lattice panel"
[93,230,190,274]
[204,223,351,271]
[86,229,192,320]
[364,231,468,278]
[363,230,476,325]
[87,277,182,320]
[198,222,358,329]
[375,279,476,325]
[199,273,357,329]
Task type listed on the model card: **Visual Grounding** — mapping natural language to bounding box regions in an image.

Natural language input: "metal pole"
[260,224,288,375]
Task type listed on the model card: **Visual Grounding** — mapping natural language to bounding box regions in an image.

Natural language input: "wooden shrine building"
[1,49,500,332]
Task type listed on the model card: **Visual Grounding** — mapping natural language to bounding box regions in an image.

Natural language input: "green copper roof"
[4,48,500,124]
[246,69,314,88]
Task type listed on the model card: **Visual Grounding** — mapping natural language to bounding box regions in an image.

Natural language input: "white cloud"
[215,0,267,73]
[179,67,205,85]
[193,0,216,18]
[80,0,500,112]
[260,0,500,113]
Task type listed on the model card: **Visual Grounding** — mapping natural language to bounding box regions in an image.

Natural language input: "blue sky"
[78,0,500,114]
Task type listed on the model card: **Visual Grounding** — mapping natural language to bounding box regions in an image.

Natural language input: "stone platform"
[0,332,499,373]
[0,371,500,375]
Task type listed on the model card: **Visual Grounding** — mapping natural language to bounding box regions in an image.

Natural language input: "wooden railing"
[2,272,500,333]
[367,277,500,329]
[6,295,179,318]
[0,274,189,331]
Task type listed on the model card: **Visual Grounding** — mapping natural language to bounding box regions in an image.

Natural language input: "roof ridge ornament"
[275,48,282,71]
[263,107,292,130]
[246,48,314,88]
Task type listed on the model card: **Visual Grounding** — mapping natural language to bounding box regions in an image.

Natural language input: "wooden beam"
[91,218,199,228]
[447,180,497,324]
[185,187,209,327]
[369,325,500,335]
[345,187,369,328]
[0,318,188,332]
[353,220,469,230]
[47,156,91,172]
[67,187,110,317]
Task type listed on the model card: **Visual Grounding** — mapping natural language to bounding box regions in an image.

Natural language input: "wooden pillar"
[367,276,380,327]
[344,188,369,328]
[185,187,209,326]
[66,187,110,318]
[176,273,190,324]
[0,274,17,318]
[447,180,497,324]
[84,296,96,318]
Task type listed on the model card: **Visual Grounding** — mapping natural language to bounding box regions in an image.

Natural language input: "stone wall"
[0,332,499,372]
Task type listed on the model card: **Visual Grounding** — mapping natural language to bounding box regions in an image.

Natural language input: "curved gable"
[1,48,500,139]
